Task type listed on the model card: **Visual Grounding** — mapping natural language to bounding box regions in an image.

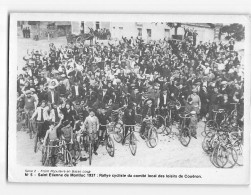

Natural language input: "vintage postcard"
[8,13,250,184]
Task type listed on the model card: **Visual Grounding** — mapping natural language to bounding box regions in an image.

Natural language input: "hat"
[221,81,227,85]
[30,88,36,92]
[25,90,31,95]
[63,120,71,126]
[190,111,196,115]
[61,74,66,77]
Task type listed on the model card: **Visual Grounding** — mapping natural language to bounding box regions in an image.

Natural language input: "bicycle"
[113,124,137,156]
[81,131,97,166]
[142,118,158,148]
[204,109,224,135]
[99,124,115,157]
[34,121,44,153]
[42,138,73,167]
[177,113,192,147]
[27,112,35,139]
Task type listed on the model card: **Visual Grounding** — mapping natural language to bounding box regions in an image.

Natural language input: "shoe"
[140,134,145,140]
[94,151,98,155]
[80,157,87,161]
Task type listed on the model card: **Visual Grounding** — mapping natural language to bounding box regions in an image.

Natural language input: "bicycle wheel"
[210,144,220,168]
[179,127,191,147]
[113,125,123,143]
[34,132,39,153]
[106,136,115,157]
[156,115,165,134]
[202,133,214,154]
[204,120,218,135]
[65,150,73,167]
[129,133,137,156]
[224,146,238,168]
[164,115,172,135]
[232,140,243,166]
[88,142,92,166]
[41,147,47,166]
[215,144,229,168]
[147,127,158,148]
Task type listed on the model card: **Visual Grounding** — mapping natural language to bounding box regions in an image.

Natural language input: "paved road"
[16,121,215,167]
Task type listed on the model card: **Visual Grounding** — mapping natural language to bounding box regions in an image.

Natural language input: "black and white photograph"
[8,13,250,184]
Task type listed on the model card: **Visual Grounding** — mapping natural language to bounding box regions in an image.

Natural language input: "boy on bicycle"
[60,120,76,165]
[43,117,63,166]
[184,98,198,139]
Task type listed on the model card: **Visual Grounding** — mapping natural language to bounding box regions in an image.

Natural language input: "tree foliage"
[166,23,182,35]
[220,23,245,41]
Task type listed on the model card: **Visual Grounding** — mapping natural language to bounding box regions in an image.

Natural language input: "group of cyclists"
[17,32,244,166]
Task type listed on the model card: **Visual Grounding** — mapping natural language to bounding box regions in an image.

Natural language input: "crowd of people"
[17,33,244,165]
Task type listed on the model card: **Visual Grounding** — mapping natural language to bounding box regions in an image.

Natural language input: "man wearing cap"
[22,90,38,133]
[140,99,155,139]
[30,100,50,142]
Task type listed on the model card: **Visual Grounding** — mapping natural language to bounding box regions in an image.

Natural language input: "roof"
[55,21,71,26]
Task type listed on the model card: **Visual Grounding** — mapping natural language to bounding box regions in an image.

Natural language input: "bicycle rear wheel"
[65,150,73,167]
[106,136,115,157]
[179,127,191,147]
[156,115,165,134]
[88,143,92,166]
[147,127,158,148]
[224,146,238,168]
[215,144,229,168]
[34,133,39,153]
[113,127,123,143]
[210,144,220,168]
[233,140,243,166]
[129,133,137,156]
[202,134,214,154]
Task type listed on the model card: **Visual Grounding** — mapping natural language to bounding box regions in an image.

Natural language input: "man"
[123,103,136,144]
[70,81,83,102]
[47,85,60,105]
[43,118,63,167]
[130,88,142,106]
[158,89,170,113]
[140,99,155,139]
[60,120,76,165]
[22,90,38,133]
[83,110,100,155]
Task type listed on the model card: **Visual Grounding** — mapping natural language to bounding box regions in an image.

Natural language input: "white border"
[8,13,251,184]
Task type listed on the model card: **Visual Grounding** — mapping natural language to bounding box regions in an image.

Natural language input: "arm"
[30,108,38,120]
[43,130,49,146]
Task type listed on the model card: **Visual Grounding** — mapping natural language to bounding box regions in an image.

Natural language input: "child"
[43,118,63,166]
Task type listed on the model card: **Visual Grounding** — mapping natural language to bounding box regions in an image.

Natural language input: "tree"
[220,23,245,41]
[166,23,182,35]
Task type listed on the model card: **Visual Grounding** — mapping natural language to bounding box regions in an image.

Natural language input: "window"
[137,28,142,36]
[147,29,152,37]
[96,21,100,30]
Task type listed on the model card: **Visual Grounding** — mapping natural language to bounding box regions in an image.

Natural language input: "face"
[90,111,95,117]
[41,102,46,108]
[66,104,70,109]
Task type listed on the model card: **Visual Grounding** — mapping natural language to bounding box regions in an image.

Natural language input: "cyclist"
[43,117,63,167]
[83,110,100,155]
[60,120,76,165]
[22,90,38,133]
[123,103,136,144]
[30,100,50,143]
[140,99,155,140]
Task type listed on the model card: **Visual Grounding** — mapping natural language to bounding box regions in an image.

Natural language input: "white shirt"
[75,85,79,96]
[163,94,167,105]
